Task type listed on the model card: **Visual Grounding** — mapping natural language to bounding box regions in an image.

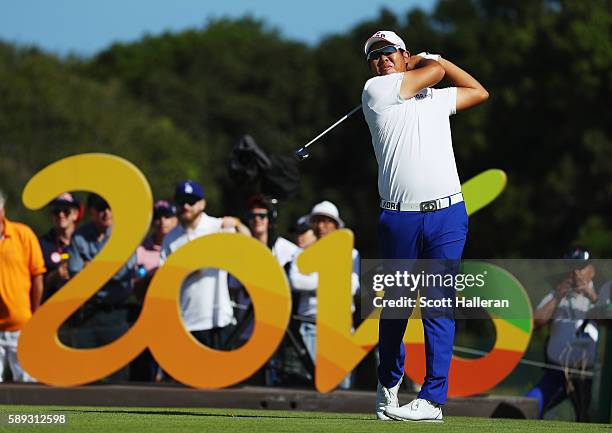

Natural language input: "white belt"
[380,193,464,212]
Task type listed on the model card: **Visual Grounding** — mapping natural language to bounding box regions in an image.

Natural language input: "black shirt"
[38,229,71,301]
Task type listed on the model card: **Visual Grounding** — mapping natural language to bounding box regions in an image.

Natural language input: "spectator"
[527,248,600,421]
[0,189,45,382]
[228,195,299,384]
[135,200,178,279]
[130,200,177,382]
[161,180,249,349]
[67,193,136,381]
[245,195,298,268]
[38,193,81,302]
[291,215,317,250]
[232,195,298,311]
[288,200,360,389]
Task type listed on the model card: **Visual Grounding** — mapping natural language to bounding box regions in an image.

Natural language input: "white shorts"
[0,330,35,382]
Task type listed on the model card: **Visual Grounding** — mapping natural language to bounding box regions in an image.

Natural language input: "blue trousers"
[377,201,468,405]
[526,368,592,421]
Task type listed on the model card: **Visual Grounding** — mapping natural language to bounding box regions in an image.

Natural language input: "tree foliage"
[1,0,611,257]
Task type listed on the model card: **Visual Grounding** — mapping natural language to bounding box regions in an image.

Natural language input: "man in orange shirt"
[0,189,46,382]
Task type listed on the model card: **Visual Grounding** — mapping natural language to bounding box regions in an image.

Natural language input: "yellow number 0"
[18,154,291,387]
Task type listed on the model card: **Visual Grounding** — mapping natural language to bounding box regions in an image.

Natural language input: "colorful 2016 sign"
[18,154,531,395]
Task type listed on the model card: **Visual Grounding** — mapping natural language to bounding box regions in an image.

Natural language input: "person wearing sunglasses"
[66,193,137,382]
[362,30,489,422]
[135,200,178,280]
[38,193,81,303]
[225,195,299,384]
[288,201,360,390]
[129,199,179,383]
[244,194,298,264]
[160,180,249,351]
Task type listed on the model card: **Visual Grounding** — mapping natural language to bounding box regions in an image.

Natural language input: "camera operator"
[528,248,600,421]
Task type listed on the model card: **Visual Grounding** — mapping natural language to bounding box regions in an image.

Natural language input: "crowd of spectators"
[0,183,360,386]
[0,183,608,420]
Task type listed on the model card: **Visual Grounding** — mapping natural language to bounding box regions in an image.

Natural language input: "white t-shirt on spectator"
[289,248,360,317]
[160,213,234,332]
[272,236,300,268]
[231,236,299,306]
[362,72,461,203]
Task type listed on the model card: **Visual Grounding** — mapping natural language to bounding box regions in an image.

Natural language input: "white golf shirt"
[160,213,234,332]
[362,72,461,203]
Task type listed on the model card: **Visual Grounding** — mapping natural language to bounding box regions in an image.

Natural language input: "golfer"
[362,30,489,422]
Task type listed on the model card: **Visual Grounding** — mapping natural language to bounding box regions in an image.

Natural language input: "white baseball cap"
[363,30,406,56]
[310,200,344,228]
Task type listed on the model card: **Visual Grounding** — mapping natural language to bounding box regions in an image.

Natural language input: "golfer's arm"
[400,59,445,100]
[438,57,489,111]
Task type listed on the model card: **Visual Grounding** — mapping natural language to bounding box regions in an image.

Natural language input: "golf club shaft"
[301,104,362,150]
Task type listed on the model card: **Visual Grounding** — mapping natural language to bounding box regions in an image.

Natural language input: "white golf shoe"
[384,398,444,422]
[375,376,402,420]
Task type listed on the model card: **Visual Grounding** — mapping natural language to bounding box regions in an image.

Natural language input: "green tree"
[0,42,211,233]
[2,1,611,257]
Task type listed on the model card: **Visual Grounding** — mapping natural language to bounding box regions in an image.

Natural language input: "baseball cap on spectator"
[563,247,590,261]
[310,200,344,228]
[50,193,80,209]
[50,192,83,222]
[291,215,312,235]
[174,180,205,200]
[153,200,176,219]
[86,193,110,211]
[363,30,407,55]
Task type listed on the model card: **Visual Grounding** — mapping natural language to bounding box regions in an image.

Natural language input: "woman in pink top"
[131,200,178,382]
[136,200,178,274]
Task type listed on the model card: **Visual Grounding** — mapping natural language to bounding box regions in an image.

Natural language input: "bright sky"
[0,0,435,56]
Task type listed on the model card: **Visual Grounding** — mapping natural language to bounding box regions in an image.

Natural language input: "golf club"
[294,104,362,160]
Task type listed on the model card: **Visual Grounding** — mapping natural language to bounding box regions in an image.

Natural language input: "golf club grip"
[303,104,362,149]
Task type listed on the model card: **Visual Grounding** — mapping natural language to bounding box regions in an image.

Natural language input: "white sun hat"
[310,200,345,228]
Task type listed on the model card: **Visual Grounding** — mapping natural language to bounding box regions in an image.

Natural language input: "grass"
[0,406,609,433]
